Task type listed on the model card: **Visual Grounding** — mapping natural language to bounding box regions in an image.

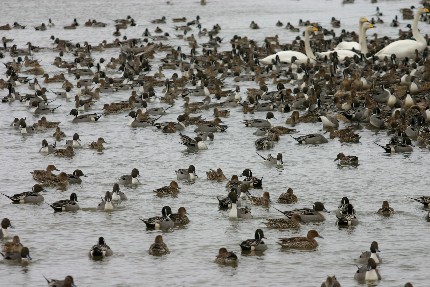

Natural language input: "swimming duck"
[240,169,263,189]
[264,213,301,229]
[334,153,359,167]
[377,201,395,216]
[65,133,82,148]
[2,235,23,254]
[39,139,56,154]
[375,141,413,153]
[292,133,328,144]
[206,168,227,181]
[153,181,180,197]
[97,191,114,211]
[89,137,106,150]
[277,188,298,204]
[53,146,75,158]
[277,229,323,250]
[320,275,341,287]
[41,172,69,190]
[225,175,241,190]
[256,152,283,166]
[354,258,381,281]
[47,193,80,212]
[89,237,113,259]
[149,235,170,256]
[170,207,190,225]
[111,183,127,201]
[217,187,236,210]
[229,189,252,219]
[410,196,430,207]
[248,191,270,207]
[140,206,174,230]
[358,241,382,264]
[336,203,359,226]
[278,202,328,223]
[1,246,31,262]
[215,247,238,265]
[69,108,102,123]
[179,133,208,151]
[1,184,45,204]
[0,218,13,240]
[53,127,66,141]
[240,229,267,252]
[43,275,76,287]
[243,112,275,128]
[118,168,140,185]
[67,169,86,184]
[176,165,197,181]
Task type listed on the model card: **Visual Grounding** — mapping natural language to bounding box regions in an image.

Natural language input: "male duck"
[354,258,381,282]
[279,202,328,223]
[1,246,31,262]
[292,133,328,144]
[118,168,140,185]
[67,169,86,184]
[140,206,174,230]
[89,237,113,259]
[0,218,13,239]
[111,183,127,201]
[229,189,252,219]
[2,184,45,204]
[176,165,197,181]
[240,229,268,252]
[97,191,114,211]
[47,193,80,212]
[358,241,382,264]
[334,153,359,167]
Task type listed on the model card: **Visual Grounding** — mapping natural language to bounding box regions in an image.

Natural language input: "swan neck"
[304,30,316,61]
[358,20,364,47]
[360,25,368,54]
[412,10,425,44]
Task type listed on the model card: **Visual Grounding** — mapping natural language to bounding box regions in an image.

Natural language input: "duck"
[39,139,56,154]
[206,168,227,181]
[1,246,31,262]
[153,181,180,197]
[334,153,359,167]
[292,133,328,144]
[140,206,174,230]
[179,133,208,151]
[354,258,381,281]
[53,127,66,141]
[31,165,59,182]
[277,188,298,204]
[2,235,23,254]
[319,115,339,129]
[111,183,127,201]
[215,247,238,265]
[243,111,275,128]
[377,200,395,216]
[277,229,323,250]
[89,137,106,150]
[1,184,45,204]
[248,191,270,206]
[375,7,429,59]
[69,108,102,123]
[256,152,283,166]
[89,237,113,259]
[375,141,413,153]
[320,275,341,287]
[260,26,318,64]
[334,17,368,51]
[47,193,80,212]
[0,218,13,240]
[240,169,263,189]
[118,168,140,185]
[410,196,430,207]
[97,191,114,211]
[67,169,86,184]
[53,146,75,158]
[176,165,197,181]
[358,241,382,264]
[279,202,328,223]
[170,207,190,225]
[43,275,76,287]
[264,213,301,229]
[336,203,359,226]
[149,235,169,256]
[240,229,267,252]
[228,189,252,219]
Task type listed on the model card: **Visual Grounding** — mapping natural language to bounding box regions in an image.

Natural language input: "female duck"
[215,247,238,265]
[140,206,174,230]
[149,235,169,256]
[240,229,267,252]
[248,191,270,207]
[118,168,140,185]
[0,218,13,240]
[320,275,341,287]
[264,213,301,229]
[1,184,45,204]
[31,164,59,182]
[1,246,31,262]
[354,258,381,281]
[277,188,298,204]
[277,229,323,250]
[153,181,180,197]
[43,275,76,287]
[89,237,113,259]
[48,193,80,212]
[206,168,227,181]
[377,201,395,216]
[2,235,23,254]
[170,207,190,225]
[358,241,382,264]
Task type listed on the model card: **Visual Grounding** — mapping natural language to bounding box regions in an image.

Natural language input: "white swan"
[260,26,318,64]
[317,22,374,61]
[375,7,429,60]
[335,17,368,51]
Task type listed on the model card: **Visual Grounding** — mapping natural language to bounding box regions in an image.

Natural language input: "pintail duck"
[31,165,59,182]
[1,246,31,262]
[292,133,328,144]
[243,112,275,128]
[89,137,106,150]
[248,191,270,207]
[277,188,297,204]
[319,115,339,129]
[2,235,23,254]
[264,213,301,229]
[354,258,381,281]
[229,189,252,219]
[97,191,114,211]
[278,202,328,223]
[377,201,395,216]
[69,109,102,123]
[0,218,13,240]
[194,118,228,133]
[35,116,60,129]
[111,183,127,201]
[53,146,75,158]
[277,229,323,250]
[18,119,35,134]
[240,169,263,189]
[149,235,170,256]
[256,152,283,166]
[2,184,45,204]
[320,275,341,287]
[176,165,198,181]
[153,181,180,197]
[206,168,227,181]
[225,175,241,189]
[53,127,66,141]
[39,139,56,154]
[358,241,381,264]
[67,169,86,184]
[375,141,413,153]
[140,206,174,230]
[215,247,238,265]
[119,168,140,185]
[127,110,155,128]
[89,237,113,259]
[240,229,267,252]
[43,275,76,287]
[179,133,208,151]
[170,207,190,225]
[213,107,230,118]
[334,153,359,167]
[42,172,69,189]
[336,203,358,226]
[410,196,430,207]
[65,133,82,148]
[47,193,79,212]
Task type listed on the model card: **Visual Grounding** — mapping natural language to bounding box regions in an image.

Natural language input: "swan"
[335,17,368,51]
[260,26,318,64]
[375,7,429,60]
[317,22,374,61]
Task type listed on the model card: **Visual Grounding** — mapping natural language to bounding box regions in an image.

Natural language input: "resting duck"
[43,275,76,287]
[354,258,381,281]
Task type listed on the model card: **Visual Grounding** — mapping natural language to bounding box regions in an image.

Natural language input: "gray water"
[1,0,429,286]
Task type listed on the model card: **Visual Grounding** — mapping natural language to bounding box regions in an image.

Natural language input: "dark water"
[0,0,428,286]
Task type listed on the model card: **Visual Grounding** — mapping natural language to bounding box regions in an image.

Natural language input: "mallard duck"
[240,229,267,252]
[277,229,323,250]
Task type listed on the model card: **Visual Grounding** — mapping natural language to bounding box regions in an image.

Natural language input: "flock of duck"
[1,1,430,286]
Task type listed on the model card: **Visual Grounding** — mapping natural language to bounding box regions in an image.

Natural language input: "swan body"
[335,17,368,51]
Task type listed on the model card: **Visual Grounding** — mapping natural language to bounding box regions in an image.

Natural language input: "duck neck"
[304,30,316,61]
[412,11,426,45]
[229,203,237,218]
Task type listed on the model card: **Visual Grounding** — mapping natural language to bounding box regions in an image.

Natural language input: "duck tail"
[46,202,60,211]
[1,193,13,201]
[273,206,286,215]
[289,135,299,141]
[256,151,266,161]
[50,105,62,112]
[42,275,50,283]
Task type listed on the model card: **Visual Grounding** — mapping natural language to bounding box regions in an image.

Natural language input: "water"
[1,0,429,286]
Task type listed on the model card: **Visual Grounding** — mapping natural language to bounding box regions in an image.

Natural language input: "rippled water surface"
[1,0,429,286]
